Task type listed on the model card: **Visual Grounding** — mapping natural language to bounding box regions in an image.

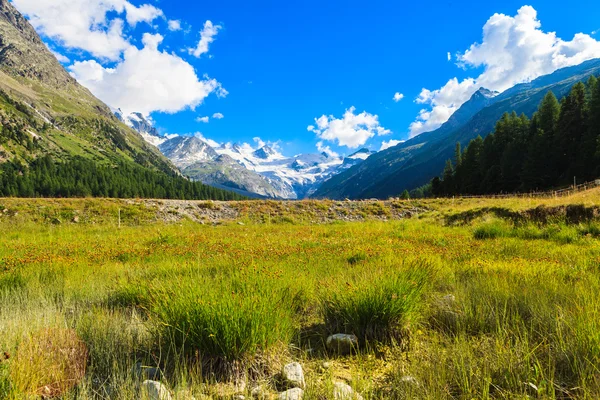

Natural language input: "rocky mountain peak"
[0,0,78,89]
[253,145,276,159]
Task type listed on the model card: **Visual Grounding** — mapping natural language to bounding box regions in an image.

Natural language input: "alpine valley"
[117,111,375,199]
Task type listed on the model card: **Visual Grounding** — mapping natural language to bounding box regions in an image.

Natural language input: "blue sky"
[11,0,600,156]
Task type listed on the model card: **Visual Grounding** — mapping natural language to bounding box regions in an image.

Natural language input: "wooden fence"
[454,179,600,200]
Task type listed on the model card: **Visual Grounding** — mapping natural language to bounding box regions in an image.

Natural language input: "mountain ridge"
[119,111,377,199]
[313,59,600,200]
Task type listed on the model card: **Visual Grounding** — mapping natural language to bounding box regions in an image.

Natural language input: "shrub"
[322,261,432,346]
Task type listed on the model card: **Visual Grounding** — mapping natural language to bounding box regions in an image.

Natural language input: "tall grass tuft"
[145,278,297,369]
[10,328,88,398]
[322,261,432,346]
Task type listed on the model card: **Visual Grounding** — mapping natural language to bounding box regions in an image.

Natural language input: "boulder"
[333,382,364,400]
[281,362,305,389]
[326,334,359,355]
[142,380,172,400]
[277,388,304,400]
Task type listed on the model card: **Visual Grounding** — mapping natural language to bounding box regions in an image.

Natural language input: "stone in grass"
[277,388,304,400]
[134,362,164,381]
[282,362,305,389]
[251,386,269,399]
[399,375,419,385]
[142,380,172,400]
[333,382,364,400]
[326,334,359,355]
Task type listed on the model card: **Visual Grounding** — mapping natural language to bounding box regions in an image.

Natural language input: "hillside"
[0,0,243,200]
[313,59,600,200]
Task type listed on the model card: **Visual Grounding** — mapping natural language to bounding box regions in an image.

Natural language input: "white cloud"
[393,92,404,102]
[380,139,404,151]
[168,20,182,31]
[193,132,220,148]
[447,52,452,61]
[196,116,210,123]
[308,107,391,149]
[47,47,70,63]
[212,112,224,119]
[410,5,600,137]
[409,77,476,136]
[70,33,226,116]
[189,20,222,58]
[12,0,163,61]
[122,2,163,26]
[316,141,339,158]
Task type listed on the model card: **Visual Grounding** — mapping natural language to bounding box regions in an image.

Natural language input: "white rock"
[282,362,305,389]
[399,375,419,386]
[277,388,304,400]
[142,380,172,400]
[326,334,359,354]
[251,386,268,399]
[333,382,364,400]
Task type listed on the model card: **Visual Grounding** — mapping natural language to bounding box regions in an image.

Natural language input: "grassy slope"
[1,192,600,398]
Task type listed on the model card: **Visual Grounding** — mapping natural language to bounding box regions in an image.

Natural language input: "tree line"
[0,155,246,200]
[431,76,600,196]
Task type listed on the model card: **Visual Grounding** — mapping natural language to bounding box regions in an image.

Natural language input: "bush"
[322,261,432,346]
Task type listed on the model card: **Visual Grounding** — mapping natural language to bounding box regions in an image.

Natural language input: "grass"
[322,262,431,346]
[0,193,600,398]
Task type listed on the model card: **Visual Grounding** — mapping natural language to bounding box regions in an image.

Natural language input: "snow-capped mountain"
[118,111,376,199]
[115,110,175,147]
[158,136,218,169]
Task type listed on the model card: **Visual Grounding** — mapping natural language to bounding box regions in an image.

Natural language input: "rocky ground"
[129,199,428,225]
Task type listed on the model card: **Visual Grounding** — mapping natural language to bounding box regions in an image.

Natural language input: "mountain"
[183,154,282,198]
[123,112,376,198]
[313,59,600,199]
[0,0,174,171]
[158,136,219,169]
[0,0,243,200]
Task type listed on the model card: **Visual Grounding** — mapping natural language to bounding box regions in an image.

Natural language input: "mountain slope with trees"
[313,59,600,200]
[431,76,600,196]
[0,0,243,200]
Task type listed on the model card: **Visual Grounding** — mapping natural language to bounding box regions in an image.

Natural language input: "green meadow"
[0,193,599,399]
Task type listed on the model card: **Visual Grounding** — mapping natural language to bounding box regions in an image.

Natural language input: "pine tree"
[583,77,600,179]
[557,82,587,182]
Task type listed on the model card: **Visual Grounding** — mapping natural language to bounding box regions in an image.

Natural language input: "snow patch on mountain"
[118,111,376,198]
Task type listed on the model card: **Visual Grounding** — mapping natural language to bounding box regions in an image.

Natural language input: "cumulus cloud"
[447,52,452,61]
[168,20,182,31]
[410,5,600,137]
[189,20,222,58]
[196,116,210,123]
[212,112,224,119]
[12,0,163,61]
[122,2,163,26]
[316,141,339,158]
[308,107,391,149]
[393,92,404,102]
[409,77,476,136]
[70,33,226,116]
[380,139,404,151]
